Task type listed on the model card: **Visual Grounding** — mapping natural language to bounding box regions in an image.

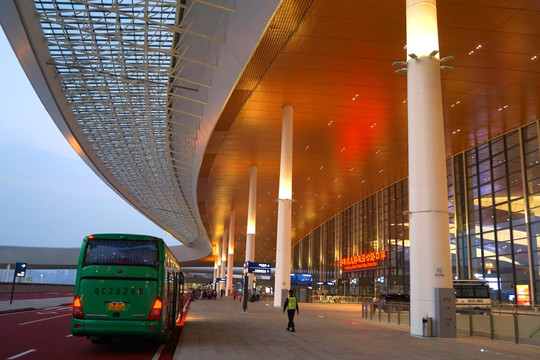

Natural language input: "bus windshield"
[454,283,490,299]
[83,239,158,267]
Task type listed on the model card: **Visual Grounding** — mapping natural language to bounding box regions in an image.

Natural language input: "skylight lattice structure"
[2,0,278,260]
[34,0,204,244]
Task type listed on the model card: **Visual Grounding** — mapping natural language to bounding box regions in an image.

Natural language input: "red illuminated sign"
[516,284,530,306]
[340,250,387,271]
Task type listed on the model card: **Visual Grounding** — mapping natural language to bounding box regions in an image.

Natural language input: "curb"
[0,302,72,315]
[0,307,35,314]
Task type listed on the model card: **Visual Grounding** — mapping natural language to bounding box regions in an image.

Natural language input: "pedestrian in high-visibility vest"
[283,289,299,332]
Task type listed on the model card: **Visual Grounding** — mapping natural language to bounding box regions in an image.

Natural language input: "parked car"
[373,293,410,312]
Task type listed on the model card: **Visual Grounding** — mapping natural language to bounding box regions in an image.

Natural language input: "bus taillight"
[73,296,84,319]
[148,298,163,321]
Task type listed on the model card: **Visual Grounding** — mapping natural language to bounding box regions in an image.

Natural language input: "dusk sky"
[0,29,181,249]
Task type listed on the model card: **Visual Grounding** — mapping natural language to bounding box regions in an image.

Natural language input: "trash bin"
[422,317,432,337]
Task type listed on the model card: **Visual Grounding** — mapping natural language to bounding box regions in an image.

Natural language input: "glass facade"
[0,268,76,285]
[292,121,540,305]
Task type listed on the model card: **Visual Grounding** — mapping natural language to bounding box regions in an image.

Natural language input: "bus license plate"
[109,302,125,311]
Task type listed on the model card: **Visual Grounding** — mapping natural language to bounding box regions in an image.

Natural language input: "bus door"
[170,271,178,326]
[179,272,185,319]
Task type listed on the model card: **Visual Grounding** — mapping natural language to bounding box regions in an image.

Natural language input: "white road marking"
[0,312,21,317]
[66,334,73,338]
[36,311,57,315]
[44,306,71,311]
[152,344,165,360]
[18,313,70,325]
[0,306,70,318]
[7,349,36,359]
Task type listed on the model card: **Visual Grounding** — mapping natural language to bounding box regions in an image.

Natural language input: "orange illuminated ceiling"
[192,0,540,267]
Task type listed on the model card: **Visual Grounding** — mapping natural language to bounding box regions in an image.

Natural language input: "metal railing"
[311,295,366,303]
[321,299,540,346]
[456,307,540,346]
[359,301,411,326]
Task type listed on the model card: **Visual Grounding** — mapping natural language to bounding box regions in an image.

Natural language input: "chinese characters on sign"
[339,250,387,271]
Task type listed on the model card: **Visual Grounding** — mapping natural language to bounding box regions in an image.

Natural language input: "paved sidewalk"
[174,298,539,360]
[2,295,537,359]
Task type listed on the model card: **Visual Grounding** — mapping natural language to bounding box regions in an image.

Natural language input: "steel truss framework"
[32,0,232,245]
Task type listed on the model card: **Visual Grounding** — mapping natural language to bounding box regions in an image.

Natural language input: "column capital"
[406,0,439,59]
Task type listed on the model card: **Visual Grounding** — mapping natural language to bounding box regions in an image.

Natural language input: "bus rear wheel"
[89,336,111,344]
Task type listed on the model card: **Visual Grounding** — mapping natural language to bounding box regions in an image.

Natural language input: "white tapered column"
[274,105,293,307]
[4,264,10,283]
[245,166,257,292]
[213,261,218,285]
[216,244,222,285]
[226,210,235,296]
[407,0,453,337]
[220,231,227,294]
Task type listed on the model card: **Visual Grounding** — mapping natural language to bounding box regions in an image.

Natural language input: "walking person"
[283,289,299,332]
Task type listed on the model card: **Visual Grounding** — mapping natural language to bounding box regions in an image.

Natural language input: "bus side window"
[462,286,475,298]
[475,286,489,298]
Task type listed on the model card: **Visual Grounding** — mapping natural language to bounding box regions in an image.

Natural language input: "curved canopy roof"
[2,0,539,266]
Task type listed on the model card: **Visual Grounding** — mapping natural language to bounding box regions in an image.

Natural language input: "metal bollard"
[513,312,519,344]
[469,310,473,337]
[489,313,494,340]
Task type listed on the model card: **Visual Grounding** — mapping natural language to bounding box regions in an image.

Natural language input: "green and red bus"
[71,234,185,343]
